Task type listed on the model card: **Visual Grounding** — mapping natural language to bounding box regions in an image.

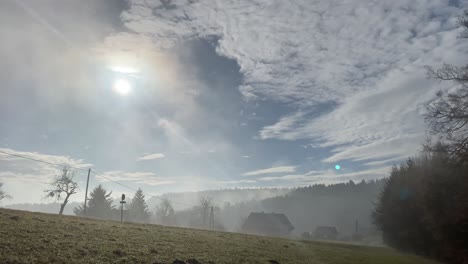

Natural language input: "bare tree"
[425,11,468,161]
[198,196,214,227]
[44,167,78,215]
[155,198,175,225]
[0,182,12,201]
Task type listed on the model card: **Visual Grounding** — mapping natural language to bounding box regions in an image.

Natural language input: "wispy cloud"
[242,166,296,177]
[98,170,176,186]
[0,147,92,184]
[137,153,165,161]
[0,147,92,169]
[216,179,257,184]
[123,0,467,175]
[259,174,309,181]
[259,167,390,184]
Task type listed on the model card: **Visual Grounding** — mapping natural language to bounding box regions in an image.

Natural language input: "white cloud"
[0,148,94,204]
[242,166,296,176]
[259,167,391,184]
[363,156,406,167]
[216,179,257,184]
[123,0,462,103]
[137,153,165,161]
[0,147,92,169]
[0,147,92,184]
[259,174,309,181]
[98,170,176,186]
[122,0,468,171]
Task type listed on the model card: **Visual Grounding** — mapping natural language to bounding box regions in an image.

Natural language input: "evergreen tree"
[127,188,151,223]
[373,144,468,263]
[74,185,114,219]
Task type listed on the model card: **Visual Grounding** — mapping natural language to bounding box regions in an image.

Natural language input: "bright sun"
[113,78,132,95]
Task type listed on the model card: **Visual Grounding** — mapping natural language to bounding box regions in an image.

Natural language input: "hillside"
[261,180,386,238]
[147,188,291,210]
[5,202,81,216]
[0,208,437,264]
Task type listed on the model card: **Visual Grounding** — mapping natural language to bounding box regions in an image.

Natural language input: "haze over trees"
[154,198,175,225]
[373,11,468,264]
[44,167,78,215]
[258,180,385,239]
[198,196,215,228]
[163,181,385,239]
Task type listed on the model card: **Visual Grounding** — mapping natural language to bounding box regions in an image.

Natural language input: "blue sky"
[1,0,468,204]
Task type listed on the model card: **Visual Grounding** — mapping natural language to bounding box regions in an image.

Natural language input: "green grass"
[0,208,438,264]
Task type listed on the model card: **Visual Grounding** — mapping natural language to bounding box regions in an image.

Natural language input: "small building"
[242,212,294,237]
[313,226,338,240]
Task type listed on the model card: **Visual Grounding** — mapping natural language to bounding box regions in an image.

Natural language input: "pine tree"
[127,188,151,223]
[74,185,114,219]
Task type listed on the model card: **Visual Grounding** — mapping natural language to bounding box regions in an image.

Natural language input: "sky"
[1,0,468,205]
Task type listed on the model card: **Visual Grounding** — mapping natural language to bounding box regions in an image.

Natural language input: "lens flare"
[335,164,341,170]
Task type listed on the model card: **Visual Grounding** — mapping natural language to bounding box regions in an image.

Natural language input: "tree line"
[372,10,468,264]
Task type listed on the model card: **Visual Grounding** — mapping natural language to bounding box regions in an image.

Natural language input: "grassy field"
[0,208,438,264]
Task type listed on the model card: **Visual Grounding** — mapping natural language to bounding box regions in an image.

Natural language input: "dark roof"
[242,212,294,233]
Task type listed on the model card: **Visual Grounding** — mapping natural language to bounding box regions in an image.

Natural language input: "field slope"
[0,208,437,264]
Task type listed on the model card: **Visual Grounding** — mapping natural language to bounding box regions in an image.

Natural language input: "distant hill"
[165,180,385,239]
[147,188,291,210]
[4,202,81,215]
[261,179,386,239]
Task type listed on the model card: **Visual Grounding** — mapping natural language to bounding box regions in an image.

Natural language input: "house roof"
[242,212,294,232]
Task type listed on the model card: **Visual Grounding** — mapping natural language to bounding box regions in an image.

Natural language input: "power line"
[92,170,197,207]
[0,149,198,207]
[0,149,90,173]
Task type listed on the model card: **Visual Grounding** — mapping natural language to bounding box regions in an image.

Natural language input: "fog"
[4,180,384,246]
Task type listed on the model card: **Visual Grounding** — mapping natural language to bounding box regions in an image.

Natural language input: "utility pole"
[83,168,91,216]
[203,207,207,226]
[209,206,214,230]
[120,194,126,222]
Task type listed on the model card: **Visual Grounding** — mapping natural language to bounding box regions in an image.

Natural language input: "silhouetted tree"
[44,167,78,215]
[425,11,468,161]
[74,185,114,219]
[155,198,175,225]
[373,144,468,263]
[127,188,151,223]
[0,182,12,201]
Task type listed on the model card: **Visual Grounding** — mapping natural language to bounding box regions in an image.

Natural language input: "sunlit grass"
[0,208,438,264]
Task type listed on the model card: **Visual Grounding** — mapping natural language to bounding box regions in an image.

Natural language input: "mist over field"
[2,0,468,263]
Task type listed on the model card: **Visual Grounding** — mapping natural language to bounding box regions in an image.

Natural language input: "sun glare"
[111,66,139,74]
[113,78,132,95]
